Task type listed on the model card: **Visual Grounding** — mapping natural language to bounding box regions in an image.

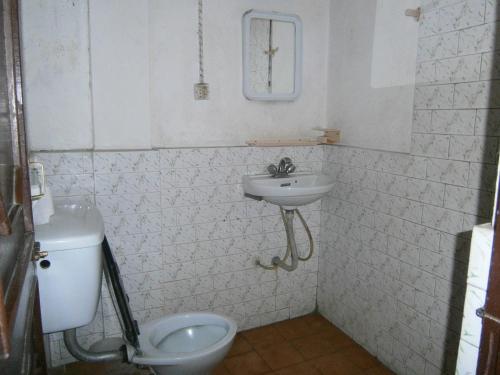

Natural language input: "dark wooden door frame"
[0,0,45,374]
[3,0,32,229]
[477,178,500,373]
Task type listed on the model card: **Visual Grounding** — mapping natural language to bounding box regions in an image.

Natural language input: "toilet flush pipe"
[63,329,125,363]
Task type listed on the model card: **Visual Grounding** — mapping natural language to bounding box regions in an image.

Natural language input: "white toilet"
[35,201,236,375]
[131,313,236,374]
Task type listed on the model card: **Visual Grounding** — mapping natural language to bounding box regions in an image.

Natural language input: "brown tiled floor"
[215,313,395,375]
[50,314,395,375]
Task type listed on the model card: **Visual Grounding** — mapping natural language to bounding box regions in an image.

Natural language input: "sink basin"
[242,173,334,208]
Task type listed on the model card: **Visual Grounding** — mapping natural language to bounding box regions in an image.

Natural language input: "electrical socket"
[194,82,209,100]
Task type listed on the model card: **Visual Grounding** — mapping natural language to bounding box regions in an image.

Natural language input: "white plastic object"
[32,187,55,226]
[35,201,104,251]
[35,202,105,333]
[29,161,45,198]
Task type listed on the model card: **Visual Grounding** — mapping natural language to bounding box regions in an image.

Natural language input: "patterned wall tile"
[318,2,498,373]
[416,61,437,84]
[411,133,451,157]
[480,50,500,79]
[449,135,499,162]
[468,162,498,191]
[454,81,500,108]
[422,204,464,234]
[95,172,161,195]
[426,157,470,185]
[94,151,159,173]
[406,178,446,205]
[435,54,481,83]
[420,8,441,37]
[414,84,455,109]
[475,108,500,135]
[458,21,500,55]
[46,174,95,199]
[444,184,494,216]
[430,109,476,135]
[413,110,433,133]
[438,0,486,33]
[38,147,323,367]
[34,152,93,175]
[418,32,459,61]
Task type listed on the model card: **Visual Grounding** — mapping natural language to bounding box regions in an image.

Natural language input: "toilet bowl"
[129,312,237,375]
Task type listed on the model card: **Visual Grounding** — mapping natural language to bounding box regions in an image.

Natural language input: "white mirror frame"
[242,10,303,101]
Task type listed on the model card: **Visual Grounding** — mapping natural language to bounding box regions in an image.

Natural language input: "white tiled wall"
[318,0,499,374]
[34,146,323,367]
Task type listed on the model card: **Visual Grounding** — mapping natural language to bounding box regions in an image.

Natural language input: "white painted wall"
[21,0,420,152]
[327,0,419,153]
[20,0,93,150]
[89,0,151,150]
[21,0,330,150]
[149,0,329,147]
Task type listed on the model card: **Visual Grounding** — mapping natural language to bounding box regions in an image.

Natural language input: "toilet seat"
[130,312,237,366]
[102,238,236,373]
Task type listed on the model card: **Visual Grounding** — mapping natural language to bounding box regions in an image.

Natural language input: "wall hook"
[405,7,421,21]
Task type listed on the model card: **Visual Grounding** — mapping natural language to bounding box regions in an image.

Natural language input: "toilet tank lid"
[34,202,105,252]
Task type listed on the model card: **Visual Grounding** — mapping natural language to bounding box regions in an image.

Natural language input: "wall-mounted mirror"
[242,10,302,101]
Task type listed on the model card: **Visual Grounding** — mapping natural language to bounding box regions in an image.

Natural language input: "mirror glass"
[249,19,295,95]
[243,11,302,101]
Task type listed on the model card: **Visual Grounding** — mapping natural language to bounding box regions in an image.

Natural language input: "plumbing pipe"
[63,329,125,363]
[295,208,314,261]
[271,210,299,271]
[256,207,314,271]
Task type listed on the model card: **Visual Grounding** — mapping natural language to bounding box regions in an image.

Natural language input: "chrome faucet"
[267,157,296,178]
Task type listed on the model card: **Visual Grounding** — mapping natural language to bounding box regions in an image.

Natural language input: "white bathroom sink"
[242,173,334,208]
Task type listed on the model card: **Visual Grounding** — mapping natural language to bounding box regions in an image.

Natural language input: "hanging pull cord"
[197,0,204,83]
[255,207,314,271]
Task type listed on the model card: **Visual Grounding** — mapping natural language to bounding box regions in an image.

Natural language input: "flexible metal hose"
[295,208,314,261]
[255,207,314,271]
[271,210,299,271]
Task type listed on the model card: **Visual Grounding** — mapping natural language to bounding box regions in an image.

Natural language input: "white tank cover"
[35,203,104,251]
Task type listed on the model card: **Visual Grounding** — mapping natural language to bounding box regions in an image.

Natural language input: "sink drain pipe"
[63,328,126,362]
[256,207,314,271]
